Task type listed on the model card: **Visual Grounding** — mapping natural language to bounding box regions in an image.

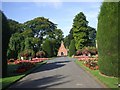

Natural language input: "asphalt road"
[9,57,104,88]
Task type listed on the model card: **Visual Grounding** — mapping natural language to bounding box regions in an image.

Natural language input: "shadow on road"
[31,60,71,73]
[8,60,71,89]
[9,75,71,88]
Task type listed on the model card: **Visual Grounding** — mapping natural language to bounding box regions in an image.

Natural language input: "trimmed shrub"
[69,39,76,56]
[20,49,35,60]
[89,47,97,55]
[8,59,14,62]
[76,49,82,56]
[76,47,97,56]
[86,46,98,55]
[82,47,90,56]
[97,2,118,77]
[36,51,45,58]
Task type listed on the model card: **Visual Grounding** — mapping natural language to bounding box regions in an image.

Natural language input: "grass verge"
[75,60,118,89]
[1,61,47,90]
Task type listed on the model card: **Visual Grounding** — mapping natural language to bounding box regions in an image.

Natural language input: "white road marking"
[76,83,83,86]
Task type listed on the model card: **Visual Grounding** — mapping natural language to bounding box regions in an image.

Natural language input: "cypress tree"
[72,12,89,50]
[97,2,118,77]
[69,39,76,56]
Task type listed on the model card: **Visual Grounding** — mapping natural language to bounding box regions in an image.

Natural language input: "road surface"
[9,57,104,88]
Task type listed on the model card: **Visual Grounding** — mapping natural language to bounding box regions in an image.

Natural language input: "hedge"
[97,2,118,77]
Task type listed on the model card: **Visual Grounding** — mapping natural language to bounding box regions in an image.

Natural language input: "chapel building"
[57,41,68,56]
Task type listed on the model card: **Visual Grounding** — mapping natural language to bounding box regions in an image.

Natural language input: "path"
[9,57,104,88]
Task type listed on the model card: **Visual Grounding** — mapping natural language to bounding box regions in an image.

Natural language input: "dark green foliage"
[2,11,11,77]
[88,26,96,47]
[64,29,74,49]
[69,39,76,56]
[8,33,24,59]
[50,39,57,56]
[72,12,96,50]
[118,2,120,79]
[7,17,63,59]
[64,36,69,49]
[24,37,34,50]
[19,49,35,60]
[52,29,64,56]
[24,17,56,40]
[42,39,53,57]
[36,51,45,58]
[97,2,118,77]
[8,19,23,35]
[72,12,89,50]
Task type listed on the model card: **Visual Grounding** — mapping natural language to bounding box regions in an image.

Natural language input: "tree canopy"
[24,17,57,40]
[68,12,96,50]
[7,17,63,59]
[8,19,23,35]
[72,12,89,49]
[64,29,74,49]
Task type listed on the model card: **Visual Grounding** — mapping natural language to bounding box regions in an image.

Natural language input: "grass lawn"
[1,61,47,90]
[75,60,118,89]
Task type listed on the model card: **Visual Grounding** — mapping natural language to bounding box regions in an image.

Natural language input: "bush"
[82,47,90,56]
[76,49,82,56]
[97,2,118,77]
[8,59,14,62]
[90,47,97,55]
[20,49,35,59]
[36,51,45,58]
[76,47,97,56]
[69,39,76,56]
[86,47,98,55]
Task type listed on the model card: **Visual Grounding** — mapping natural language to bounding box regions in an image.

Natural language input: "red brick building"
[57,41,68,56]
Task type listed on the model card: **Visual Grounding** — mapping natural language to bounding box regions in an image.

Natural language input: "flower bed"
[8,58,49,65]
[75,60,118,88]
[16,62,35,73]
[7,58,48,73]
[76,56,99,70]
[74,55,98,61]
[83,59,99,70]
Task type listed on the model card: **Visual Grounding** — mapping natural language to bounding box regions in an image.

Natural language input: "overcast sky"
[2,2,102,37]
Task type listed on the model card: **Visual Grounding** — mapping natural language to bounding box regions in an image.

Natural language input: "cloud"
[34,0,62,9]
[2,0,104,2]
[2,0,119,2]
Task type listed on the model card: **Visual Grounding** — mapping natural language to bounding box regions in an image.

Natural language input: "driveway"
[9,57,104,88]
